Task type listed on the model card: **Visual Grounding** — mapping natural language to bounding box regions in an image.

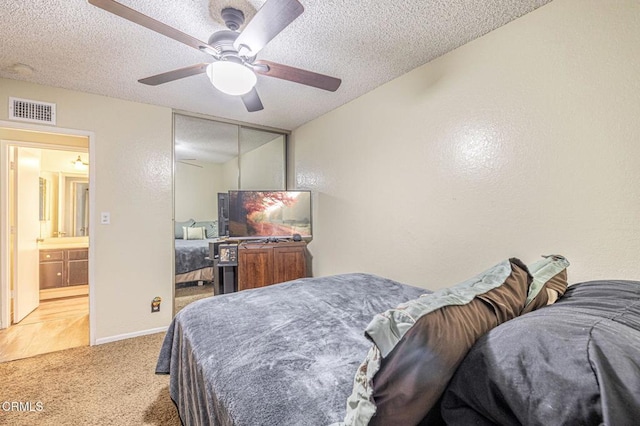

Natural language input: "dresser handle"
[57,272,62,276]
[46,255,51,258]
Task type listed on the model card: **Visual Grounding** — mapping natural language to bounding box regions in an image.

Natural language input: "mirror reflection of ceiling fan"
[177,159,203,168]
[87,0,342,112]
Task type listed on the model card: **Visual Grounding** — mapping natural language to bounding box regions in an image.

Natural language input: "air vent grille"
[9,97,57,125]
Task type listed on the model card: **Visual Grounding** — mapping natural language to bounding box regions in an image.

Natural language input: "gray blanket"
[156,273,427,425]
[174,239,216,274]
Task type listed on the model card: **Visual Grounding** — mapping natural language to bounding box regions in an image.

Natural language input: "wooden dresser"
[237,241,308,291]
[39,248,89,300]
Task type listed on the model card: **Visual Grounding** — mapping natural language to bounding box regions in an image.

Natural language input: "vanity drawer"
[68,249,88,260]
[40,250,64,262]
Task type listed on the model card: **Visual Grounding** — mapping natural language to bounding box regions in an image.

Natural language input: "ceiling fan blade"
[233,0,303,57]
[88,0,214,53]
[138,63,208,86]
[178,160,203,168]
[254,60,341,92]
[241,88,264,112]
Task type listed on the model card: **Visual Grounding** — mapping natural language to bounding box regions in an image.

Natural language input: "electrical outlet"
[151,296,162,313]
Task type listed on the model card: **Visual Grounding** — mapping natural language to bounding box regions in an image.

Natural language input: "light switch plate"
[100,212,110,224]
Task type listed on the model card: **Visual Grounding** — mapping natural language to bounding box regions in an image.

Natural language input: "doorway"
[0,126,92,362]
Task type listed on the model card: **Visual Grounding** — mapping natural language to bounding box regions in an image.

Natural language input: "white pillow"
[183,226,206,240]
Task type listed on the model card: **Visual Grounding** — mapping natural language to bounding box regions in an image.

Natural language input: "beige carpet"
[0,332,181,426]
[175,282,215,314]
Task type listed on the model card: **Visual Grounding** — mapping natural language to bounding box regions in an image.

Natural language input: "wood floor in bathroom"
[0,296,89,363]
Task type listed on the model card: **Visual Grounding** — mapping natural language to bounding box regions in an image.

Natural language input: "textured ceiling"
[1,0,552,132]
[174,113,282,163]
[174,115,240,163]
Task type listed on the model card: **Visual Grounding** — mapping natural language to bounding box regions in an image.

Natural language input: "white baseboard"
[94,326,168,345]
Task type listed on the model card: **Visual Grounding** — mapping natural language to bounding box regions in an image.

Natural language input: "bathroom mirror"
[39,148,89,239]
[59,174,89,237]
[39,177,48,221]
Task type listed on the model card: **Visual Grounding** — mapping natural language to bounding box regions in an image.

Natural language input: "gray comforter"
[156,273,427,426]
[440,279,640,425]
[174,239,216,274]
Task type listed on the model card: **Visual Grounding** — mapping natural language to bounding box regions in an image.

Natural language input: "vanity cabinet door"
[40,261,64,289]
[67,260,88,286]
[66,249,88,287]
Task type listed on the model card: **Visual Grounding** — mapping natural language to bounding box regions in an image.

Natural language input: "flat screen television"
[227,190,312,240]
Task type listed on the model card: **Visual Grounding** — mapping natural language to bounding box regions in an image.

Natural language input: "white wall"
[174,161,225,222]
[1,79,173,341]
[291,0,640,289]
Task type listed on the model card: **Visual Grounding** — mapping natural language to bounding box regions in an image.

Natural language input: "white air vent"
[9,97,57,125]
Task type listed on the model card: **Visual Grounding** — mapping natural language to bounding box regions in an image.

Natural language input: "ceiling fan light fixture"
[206,61,257,96]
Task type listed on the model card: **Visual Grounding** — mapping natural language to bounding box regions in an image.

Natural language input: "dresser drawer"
[40,250,64,262]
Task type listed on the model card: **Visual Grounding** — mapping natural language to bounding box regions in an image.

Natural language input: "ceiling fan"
[87,0,342,112]
[177,159,203,168]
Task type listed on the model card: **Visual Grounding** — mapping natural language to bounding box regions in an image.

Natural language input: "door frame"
[0,120,96,345]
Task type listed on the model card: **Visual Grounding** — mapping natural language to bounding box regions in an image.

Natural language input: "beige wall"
[1,78,173,341]
[222,156,239,190]
[291,0,640,289]
[240,136,286,190]
[174,161,225,222]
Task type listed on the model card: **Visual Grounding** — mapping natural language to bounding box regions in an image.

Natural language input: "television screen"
[228,190,312,239]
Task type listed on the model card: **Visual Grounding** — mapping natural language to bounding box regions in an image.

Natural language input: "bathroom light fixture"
[73,155,89,170]
[206,60,257,96]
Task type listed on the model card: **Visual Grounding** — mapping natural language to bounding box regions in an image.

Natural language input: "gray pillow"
[193,220,218,239]
[174,219,195,239]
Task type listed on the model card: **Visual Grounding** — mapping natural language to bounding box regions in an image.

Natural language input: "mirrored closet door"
[173,113,287,313]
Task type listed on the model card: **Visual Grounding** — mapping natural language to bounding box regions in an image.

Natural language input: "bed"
[174,219,219,285]
[157,273,426,425]
[174,239,216,284]
[157,260,640,425]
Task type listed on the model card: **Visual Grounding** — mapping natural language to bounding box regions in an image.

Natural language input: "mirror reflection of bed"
[174,221,219,313]
[173,113,287,314]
